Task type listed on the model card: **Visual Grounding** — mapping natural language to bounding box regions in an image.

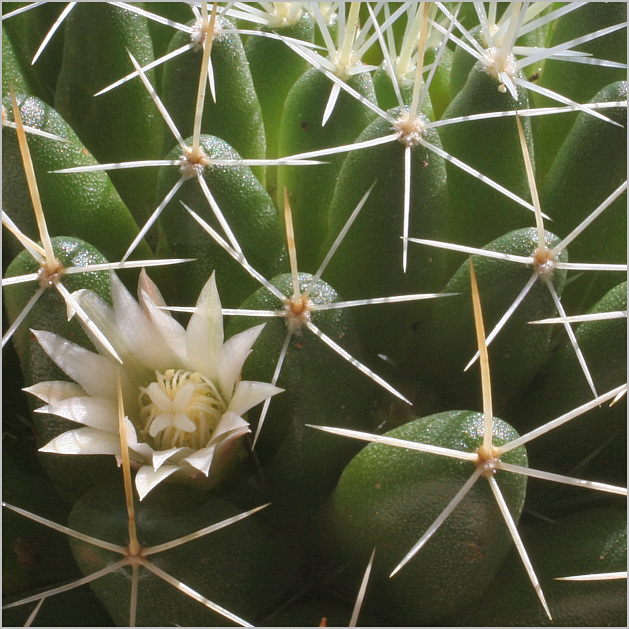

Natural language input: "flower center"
[138,369,227,450]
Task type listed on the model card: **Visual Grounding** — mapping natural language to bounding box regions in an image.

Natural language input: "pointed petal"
[36,396,118,432]
[24,381,86,404]
[135,464,179,500]
[219,324,265,398]
[39,426,121,456]
[212,410,251,442]
[186,272,223,378]
[71,288,120,352]
[110,271,180,371]
[124,418,156,462]
[138,270,187,362]
[187,414,251,482]
[139,288,187,362]
[151,446,189,471]
[227,381,283,416]
[183,444,216,476]
[184,411,250,476]
[72,289,148,387]
[32,329,118,400]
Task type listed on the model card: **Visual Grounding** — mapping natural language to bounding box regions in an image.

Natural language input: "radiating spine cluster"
[2,2,626,627]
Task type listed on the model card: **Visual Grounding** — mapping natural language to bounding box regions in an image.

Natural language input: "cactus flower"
[26,270,282,500]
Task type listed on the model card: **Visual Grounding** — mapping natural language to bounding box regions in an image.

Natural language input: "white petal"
[110,271,180,371]
[36,397,118,432]
[138,268,166,305]
[32,329,118,400]
[72,289,130,362]
[227,381,283,416]
[135,464,179,500]
[211,410,251,444]
[138,269,187,362]
[124,418,155,462]
[139,290,187,362]
[72,290,152,399]
[23,381,86,404]
[39,426,121,455]
[186,272,223,379]
[183,444,216,476]
[151,446,188,471]
[185,414,249,477]
[218,324,266,399]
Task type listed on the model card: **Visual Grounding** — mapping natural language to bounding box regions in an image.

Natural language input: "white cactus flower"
[25,270,282,500]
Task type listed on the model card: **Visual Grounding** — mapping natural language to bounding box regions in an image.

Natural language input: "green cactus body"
[415,228,568,415]
[245,10,314,167]
[260,594,384,627]
[372,68,434,118]
[1,5,626,626]
[142,3,196,85]
[322,108,449,367]
[4,236,118,501]
[448,508,627,626]
[277,68,378,271]
[53,3,163,223]
[67,481,302,627]
[2,94,153,262]
[516,280,627,485]
[161,16,266,184]
[534,2,628,174]
[2,2,65,104]
[439,62,535,248]
[2,455,79,596]
[325,411,528,625]
[541,80,627,311]
[2,26,34,96]
[156,134,286,308]
[424,45,453,120]
[226,272,372,503]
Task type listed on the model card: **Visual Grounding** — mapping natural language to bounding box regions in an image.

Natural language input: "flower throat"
[138,369,227,450]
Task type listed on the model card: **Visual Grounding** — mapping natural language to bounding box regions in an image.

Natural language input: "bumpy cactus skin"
[2,3,627,627]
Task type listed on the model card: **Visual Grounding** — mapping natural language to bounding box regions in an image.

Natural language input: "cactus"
[2,3,626,626]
